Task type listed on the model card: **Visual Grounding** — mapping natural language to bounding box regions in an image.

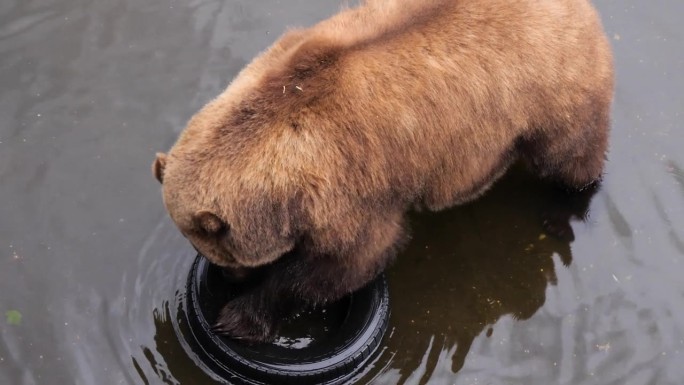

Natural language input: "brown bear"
[152,0,613,342]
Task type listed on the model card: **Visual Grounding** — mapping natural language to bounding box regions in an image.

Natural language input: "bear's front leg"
[212,213,407,342]
[211,287,281,342]
[211,249,395,343]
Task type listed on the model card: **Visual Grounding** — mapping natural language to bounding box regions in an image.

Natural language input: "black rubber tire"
[183,255,390,385]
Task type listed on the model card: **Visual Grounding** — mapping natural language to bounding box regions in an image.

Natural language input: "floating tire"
[182,255,390,385]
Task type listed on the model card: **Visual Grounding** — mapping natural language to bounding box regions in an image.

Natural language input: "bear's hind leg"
[522,98,610,190]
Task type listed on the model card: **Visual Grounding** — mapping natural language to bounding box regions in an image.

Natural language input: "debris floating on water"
[5,310,22,325]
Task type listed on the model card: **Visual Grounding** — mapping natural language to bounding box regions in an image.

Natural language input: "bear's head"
[152,35,406,275]
[151,132,301,271]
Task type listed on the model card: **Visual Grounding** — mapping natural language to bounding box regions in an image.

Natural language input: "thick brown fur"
[153,0,613,342]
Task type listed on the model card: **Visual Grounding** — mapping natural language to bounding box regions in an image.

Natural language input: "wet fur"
[154,0,613,342]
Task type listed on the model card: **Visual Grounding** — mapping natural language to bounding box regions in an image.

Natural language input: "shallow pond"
[1,0,683,384]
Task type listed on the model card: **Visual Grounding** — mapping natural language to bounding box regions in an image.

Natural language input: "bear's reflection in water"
[370,164,599,382]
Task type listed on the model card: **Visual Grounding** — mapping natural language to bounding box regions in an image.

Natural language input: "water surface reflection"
[1,0,683,384]
[360,168,598,385]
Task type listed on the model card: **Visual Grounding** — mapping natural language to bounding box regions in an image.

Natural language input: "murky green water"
[1,1,683,384]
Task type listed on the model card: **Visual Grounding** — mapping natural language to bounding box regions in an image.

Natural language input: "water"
[1,0,683,384]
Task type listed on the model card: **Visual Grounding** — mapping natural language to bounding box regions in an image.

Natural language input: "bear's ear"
[194,210,226,234]
[152,152,167,183]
